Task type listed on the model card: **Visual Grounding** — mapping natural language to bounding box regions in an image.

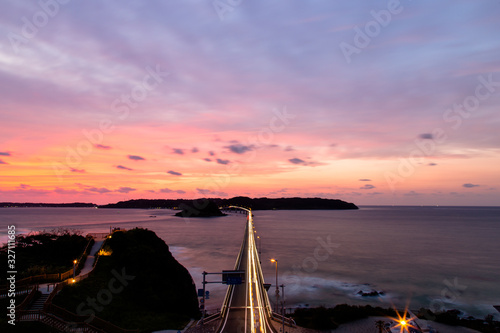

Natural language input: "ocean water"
[1,206,499,319]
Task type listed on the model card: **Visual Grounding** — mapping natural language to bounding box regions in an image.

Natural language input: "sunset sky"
[1,1,499,205]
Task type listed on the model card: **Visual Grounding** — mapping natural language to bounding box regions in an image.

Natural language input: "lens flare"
[388,307,419,333]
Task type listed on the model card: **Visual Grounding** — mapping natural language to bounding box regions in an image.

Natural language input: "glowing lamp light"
[270,259,276,263]
[390,307,417,333]
[72,279,76,283]
[73,260,77,264]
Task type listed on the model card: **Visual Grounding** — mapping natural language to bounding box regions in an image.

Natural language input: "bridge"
[210,206,291,332]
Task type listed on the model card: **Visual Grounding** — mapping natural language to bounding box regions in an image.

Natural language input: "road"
[217,208,277,333]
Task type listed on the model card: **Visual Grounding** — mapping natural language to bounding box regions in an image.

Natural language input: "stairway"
[28,293,49,310]
[20,291,102,332]
[41,314,74,332]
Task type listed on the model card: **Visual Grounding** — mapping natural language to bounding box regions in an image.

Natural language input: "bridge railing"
[271,312,297,327]
[219,213,248,319]
[252,237,274,318]
[15,286,37,311]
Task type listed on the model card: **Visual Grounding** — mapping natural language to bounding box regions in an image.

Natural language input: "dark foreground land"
[0,230,89,281]
[52,228,200,331]
[0,228,200,332]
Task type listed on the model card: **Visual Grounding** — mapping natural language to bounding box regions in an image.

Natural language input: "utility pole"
[202,271,207,323]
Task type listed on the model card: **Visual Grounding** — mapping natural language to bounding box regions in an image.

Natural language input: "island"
[175,199,227,217]
[99,196,359,210]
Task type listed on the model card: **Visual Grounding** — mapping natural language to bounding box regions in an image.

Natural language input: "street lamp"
[256,236,261,258]
[270,259,279,313]
[73,259,77,279]
[280,284,285,333]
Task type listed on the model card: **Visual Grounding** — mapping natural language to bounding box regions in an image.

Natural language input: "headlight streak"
[220,207,275,333]
[248,211,271,332]
[247,214,256,333]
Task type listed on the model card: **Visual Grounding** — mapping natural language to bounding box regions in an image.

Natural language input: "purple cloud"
[172,148,185,155]
[196,188,228,197]
[0,159,8,165]
[167,170,182,176]
[88,187,112,193]
[359,179,372,182]
[203,158,212,162]
[225,142,254,154]
[288,158,323,167]
[289,158,306,165]
[160,188,186,194]
[191,147,199,153]
[419,133,434,140]
[360,184,376,190]
[463,183,480,188]
[116,187,136,193]
[216,158,230,165]
[70,168,85,173]
[95,144,111,149]
[0,152,11,156]
[128,155,145,161]
[404,191,422,196]
[116,165,133,171]
[54,188,80,194]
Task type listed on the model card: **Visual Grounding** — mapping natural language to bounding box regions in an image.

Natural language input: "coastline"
[272,316,481,333]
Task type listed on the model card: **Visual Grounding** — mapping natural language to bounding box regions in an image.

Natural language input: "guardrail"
[254,238,273,318]
[15,286,37,311]
[87,232,110,239]
[17,309,42,322]
[271,312,296,327]
[0,284,33,298]
[219,213,248,319]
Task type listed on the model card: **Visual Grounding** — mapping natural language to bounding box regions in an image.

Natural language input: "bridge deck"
[217,208,277,333]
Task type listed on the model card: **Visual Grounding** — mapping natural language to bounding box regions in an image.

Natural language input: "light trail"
[217,206,277,333]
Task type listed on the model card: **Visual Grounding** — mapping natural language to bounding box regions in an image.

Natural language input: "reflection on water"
[1,206,499,318]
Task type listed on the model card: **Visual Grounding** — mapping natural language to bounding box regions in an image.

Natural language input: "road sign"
[226,276,242,285]
[222,270,245,285]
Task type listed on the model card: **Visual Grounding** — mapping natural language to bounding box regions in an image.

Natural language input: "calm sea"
[1,206,499,319]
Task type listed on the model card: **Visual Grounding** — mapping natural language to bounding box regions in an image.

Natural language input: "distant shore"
[0,202,96,208]
[99,196,359,210]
